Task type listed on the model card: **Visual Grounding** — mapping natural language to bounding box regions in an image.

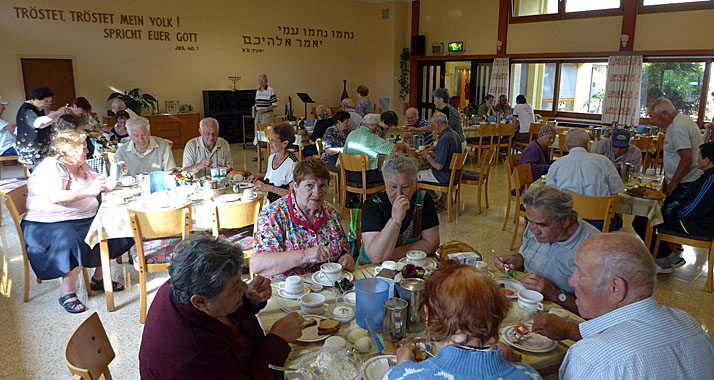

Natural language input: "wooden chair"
[633,136,653,171]
[418,152,468,222]
[653,232,714,292]
[460,148,495,214]
[316,138,339,204]
[564,190,618,233]
[493,123,514,166]
[512,123,542,152]
[550,132,569,158]
[0,154,19,178]
[128,203,191,323]
[64,312,115,380]
[502,154,522,232]
[466,124,496,162]
[22,163,31,177]
[3,184,91,302]
[339,153,385,216]
[509,163,533,251]
[256,123,274,173]
[211,197,264,278]
[650,136,665,174]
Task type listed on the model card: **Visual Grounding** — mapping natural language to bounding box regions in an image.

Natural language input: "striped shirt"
[343,126,394,170]
[408,117,434,145]
[255,86,278,111]
[439,105,465,144]
[560,297,714,380]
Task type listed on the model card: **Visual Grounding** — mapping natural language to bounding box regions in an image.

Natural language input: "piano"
[202,90,256,144]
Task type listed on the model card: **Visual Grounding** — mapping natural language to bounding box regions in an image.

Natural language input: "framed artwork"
[165,100,179,113]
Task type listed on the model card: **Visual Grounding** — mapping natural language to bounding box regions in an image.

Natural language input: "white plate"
[312,271,354,287]
[363,355,397,380]
[494,277,525,300]
[398,257,438,270]
[297,315,332,343]
[500,325,557,353]
[214,194,241,203]
[277,285,310,300]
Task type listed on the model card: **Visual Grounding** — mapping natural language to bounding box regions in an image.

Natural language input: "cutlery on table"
[492,249,517,278]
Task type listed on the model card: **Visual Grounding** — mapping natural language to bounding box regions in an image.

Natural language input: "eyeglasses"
[41,100,53,105]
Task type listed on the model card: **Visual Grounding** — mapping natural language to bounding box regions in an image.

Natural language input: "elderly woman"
[252,157,355,279]
[108,110,130,143]
[248,122,298,203]
[321,110,351,173]
[360,154,439,264]
[21,129,134,313]
[521,124,555,181]
[385,261,542,380]
[140,235,304,379]
[303,104,335,157]
[16,86,64,172]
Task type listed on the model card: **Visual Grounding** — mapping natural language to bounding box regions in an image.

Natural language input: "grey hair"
[648,98,676,114]
[168,235,244,304]
[430,111,447,125]
[521,185,576,222]
[126,116,150,134]
[200,117,219,130]
[341,99,355,109]
[433,88,450,102]
[382,154,419,182]
[565,128,588,149]
[259,73,268,81]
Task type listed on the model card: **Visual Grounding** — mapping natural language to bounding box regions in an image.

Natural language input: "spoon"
[415,341,435,358]
[267,364,317,379]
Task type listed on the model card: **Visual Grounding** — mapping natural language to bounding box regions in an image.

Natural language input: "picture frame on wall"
[165,100,180,113]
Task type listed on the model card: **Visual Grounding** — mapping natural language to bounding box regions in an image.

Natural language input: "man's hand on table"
[269,312,304,343]
[418,150,430,160]
[523,273,559,302]
[395,342,417,365]
[532,313,582,342]
[495,342,521,362]
[246,275,271,305]
[338,253,355,272]
[493,254,524,273]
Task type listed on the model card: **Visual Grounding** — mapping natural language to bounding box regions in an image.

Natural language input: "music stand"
[296,92,315,120]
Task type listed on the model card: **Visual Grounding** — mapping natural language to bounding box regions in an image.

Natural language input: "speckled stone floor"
[0,145,711,379]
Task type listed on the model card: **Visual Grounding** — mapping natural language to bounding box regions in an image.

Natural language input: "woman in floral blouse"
[252,157,355,279]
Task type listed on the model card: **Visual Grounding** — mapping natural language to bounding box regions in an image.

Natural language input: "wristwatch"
[557,291,567,303]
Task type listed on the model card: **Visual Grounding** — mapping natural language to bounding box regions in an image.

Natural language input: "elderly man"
[593,129,642,172]
[341,98,363,131]
[531,233,714,380]
[182,117,233,177]
[115,116,176,176]
[494,186,600,314]
[521,124,555,181]
[433,88,466,149]
[255,74,277,125]
[0,97,17,157]
[417,112,462,186]
[343,113,406,185]
[403,107,433,145]
[494,94,512,116]
[478,94,496,118]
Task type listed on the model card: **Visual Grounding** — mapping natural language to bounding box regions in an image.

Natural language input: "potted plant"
[284,96,297,121]
[398,48,410,102]
[107,88,158,115]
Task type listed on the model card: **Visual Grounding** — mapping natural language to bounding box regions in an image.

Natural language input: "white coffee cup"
[299,293,327,314]
[279,275,304,295]
[406,250,427,266]
[242,188,255,200]
[518,290,544,312]
[319,262,343,282]
[120,175,134,186]
[474,261,489,275]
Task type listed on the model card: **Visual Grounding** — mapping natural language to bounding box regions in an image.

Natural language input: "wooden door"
[20,58,76,108]
[416,60,446,120]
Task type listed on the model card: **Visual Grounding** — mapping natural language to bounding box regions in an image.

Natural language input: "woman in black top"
[16,87,63,172]
[303,105,335,157]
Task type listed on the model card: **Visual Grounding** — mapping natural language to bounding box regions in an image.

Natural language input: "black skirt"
[21,217,135,280]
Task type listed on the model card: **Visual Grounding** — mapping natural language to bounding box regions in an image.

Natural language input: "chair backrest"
[478,124,498,146]
[339,153,370,188]
[563,190,618,232]
[447,152,469,186]
[64,312,115,380]
[212,197,264,236]
[477,148,495,181]
[528,123,543,142]
[315,138,324,156]
[127,203,191,240]
[633,136,652,152]
[497,123,515,139]
[512,163,533,195]
[4,184,28,255]
[510,153,522,169]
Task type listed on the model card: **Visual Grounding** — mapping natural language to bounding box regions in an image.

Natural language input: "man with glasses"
[15,87,64,172]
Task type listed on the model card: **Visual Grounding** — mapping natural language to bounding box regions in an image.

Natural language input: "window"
[510,63,557,111]
[511,0,623,21]
[639,0,714,13]
[704,73,714,122]
[640,61,706,121]
[565,0,621,12]
[643,0,710,5]
[512,0,558,17]
[557,63,608,113]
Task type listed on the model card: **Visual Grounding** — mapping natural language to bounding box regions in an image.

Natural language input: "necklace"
[453,344,494,352]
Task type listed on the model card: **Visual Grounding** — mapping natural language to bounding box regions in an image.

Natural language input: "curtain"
[602,55,642,126]
[488,58,509,98]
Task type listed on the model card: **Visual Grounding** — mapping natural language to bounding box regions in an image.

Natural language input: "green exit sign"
[448,41,463,52]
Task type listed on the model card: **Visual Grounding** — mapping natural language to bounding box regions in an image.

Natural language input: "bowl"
[296,347,364,380]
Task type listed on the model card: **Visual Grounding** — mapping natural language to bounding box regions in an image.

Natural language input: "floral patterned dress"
[254,192,349,279]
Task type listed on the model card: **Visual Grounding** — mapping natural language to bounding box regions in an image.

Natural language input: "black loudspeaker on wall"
[412,35,425,56]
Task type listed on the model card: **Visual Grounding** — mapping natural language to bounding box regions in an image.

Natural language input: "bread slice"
[317,318,342,335]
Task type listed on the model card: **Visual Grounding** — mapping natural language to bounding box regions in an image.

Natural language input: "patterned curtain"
[488,58,510,97]
[602,55,642,126]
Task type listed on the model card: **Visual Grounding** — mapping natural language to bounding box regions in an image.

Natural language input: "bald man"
[403,107,433,145]
[532,233,714,380]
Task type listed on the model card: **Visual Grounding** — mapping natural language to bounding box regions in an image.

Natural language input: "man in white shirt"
[0,97,18,156]
[182,117,233,177]
[512,95,535,143]
[115,116,176,176]
[255,74,277,125]
[532,233,714,380]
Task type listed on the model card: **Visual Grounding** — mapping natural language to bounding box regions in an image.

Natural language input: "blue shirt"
[431,127,463,184]
[519,216,600,294]
[384,345,541,380]
[560,297,714,380]
[546,147,625,197]
[0,118,16,154]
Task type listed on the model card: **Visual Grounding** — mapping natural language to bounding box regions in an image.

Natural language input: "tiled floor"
[0,145,712,379]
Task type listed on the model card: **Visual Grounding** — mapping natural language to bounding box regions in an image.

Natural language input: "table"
[258,243,580,378]
[85,184,264,311]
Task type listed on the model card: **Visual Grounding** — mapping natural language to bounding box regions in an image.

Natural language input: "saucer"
[500,325,557,353]
[214,194,241,203]
[312,271,354,287]
[398,257,437,270]
[494,277,525,300]
[278,285,309,300]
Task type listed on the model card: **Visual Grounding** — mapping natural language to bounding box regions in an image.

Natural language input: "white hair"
[126,116,150,134]
[200,117,219,130]
[648,98,676,115]
[565,128,589,149]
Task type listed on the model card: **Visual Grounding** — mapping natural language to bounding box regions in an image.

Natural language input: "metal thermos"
[383,297,408,342]
[616,162,635,183]
[395,278,426,333]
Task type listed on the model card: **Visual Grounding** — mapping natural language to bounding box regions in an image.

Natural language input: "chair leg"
[502,197,511,231]
[340,188,347,216]
[510,215,521,251]
[139,270,148,323]
[477,184,482,214]
[23,257,30,302]
[484,179,490,208]
[81,268,92,297]
[457,187,462,216]
[652,235,662,259]
[447,191,453,222]
[706,245,714,292]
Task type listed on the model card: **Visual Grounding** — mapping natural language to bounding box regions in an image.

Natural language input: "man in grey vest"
[115,116,176,176]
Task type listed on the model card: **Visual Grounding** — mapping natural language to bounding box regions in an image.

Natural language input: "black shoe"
[58,293,87,314]
[90,277,125,292]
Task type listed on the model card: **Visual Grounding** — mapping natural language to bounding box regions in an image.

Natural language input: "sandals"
[58,293,87,314]
[90,277,125,292]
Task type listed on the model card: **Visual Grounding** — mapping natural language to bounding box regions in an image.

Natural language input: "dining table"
[258,241,582,379]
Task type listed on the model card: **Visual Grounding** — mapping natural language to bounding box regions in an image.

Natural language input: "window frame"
[638,0,714,14]
[509,0,624,24]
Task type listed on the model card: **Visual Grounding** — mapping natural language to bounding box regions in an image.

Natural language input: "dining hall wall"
[0,0,405,120]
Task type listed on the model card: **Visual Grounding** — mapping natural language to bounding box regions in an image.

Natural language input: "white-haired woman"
[303,104,335,157]
[359,154,440,264]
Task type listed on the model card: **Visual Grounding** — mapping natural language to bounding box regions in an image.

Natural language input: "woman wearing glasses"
[15,87,64,172]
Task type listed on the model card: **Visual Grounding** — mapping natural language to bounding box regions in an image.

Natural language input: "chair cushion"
[461,170,482,181]
[220,226,255,251]
[658,229,713,242]
[346,181,384,189]
[130,237,182,264]
[0,178,27,193]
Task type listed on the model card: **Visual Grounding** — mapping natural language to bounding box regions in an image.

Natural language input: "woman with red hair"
[384,261,541,379]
